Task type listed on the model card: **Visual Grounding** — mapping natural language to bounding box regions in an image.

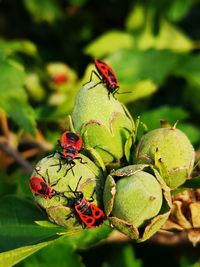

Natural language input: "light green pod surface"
[30,153,105,228]
[136,127,195,188]
[112,171,163,227]
[71,82,134,165]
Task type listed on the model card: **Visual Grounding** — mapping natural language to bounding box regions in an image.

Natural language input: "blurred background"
[0,0,200,266]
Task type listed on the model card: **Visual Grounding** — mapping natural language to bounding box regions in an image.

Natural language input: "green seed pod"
[135,123,195,189]
[103,164,171,242]
[30,153,105,229]
[71,82,135,167]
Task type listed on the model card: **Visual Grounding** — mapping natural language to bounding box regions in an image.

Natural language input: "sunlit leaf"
[25,73,46,102]
[140,106,189,131]
[125,5,146,31]
[21,237,85,267]
[108,49,180,85]
[0,60,36,135]
[117,80,157,104]
[0,195,63,252]
[138,19,194,52]
[0,40,37,59]
[84,31,134,58]
[23,0,62,23]
[73,222,111,250]
[0,240,56,267]
[80,60,158,104]
[155,20,194,51]
[81,49,181,104]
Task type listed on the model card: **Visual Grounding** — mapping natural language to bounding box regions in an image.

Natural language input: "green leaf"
[0,223,111,267]
[2,97,36,135]
[122,245,142,267]
[36,101,75,122]
[23,0,62,23]
[117,80,158,104]
[140,106,200,145]
[24,73,45,102]
[137,18,194,52]
[68,0,88,6]
[178,123,200,145]
[154,20,194,52]
[0,40,37,59]
[34,220,61,228]
[0,60,25,90]
[175,54,200,86]
[0,195,64,252]
[125,4,194,52]
[0,195,111,265]
[108,49,180,85]
[124,133,134,163]
[180,256,200,267]
[102,244,142,267]
[183,84,200,114]
[72,222,112,250]
[0,240,56,267]
[82,49,180,103]
[141,106,189,131]
[0,178,17,197]
[182,176,200,189]
[0,60,36,135]
[21,237,85,267]
[125,5,146,31]
[166,0,194,22]
[84,31,134,58]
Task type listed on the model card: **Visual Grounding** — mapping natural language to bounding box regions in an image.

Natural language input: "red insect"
[29,168,60,199]
[61,131,82,159]
[51,131,85,176]
[66,177,106,228]
[87,58,119,97]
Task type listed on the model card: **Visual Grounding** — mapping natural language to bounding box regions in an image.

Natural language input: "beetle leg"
[81,221,86,229]
[64,161,75,177]
[65,212,74,220]
[76,156,87,164]
[84,70,101,84]
[34,167,47,182]
[88,188,95,202]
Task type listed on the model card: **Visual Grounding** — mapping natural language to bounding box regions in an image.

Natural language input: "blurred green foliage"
[0,0,200,266]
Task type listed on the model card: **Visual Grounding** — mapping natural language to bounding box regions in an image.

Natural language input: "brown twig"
[0,138,33,175]
[0,112,10,139]
[21,147,42,159]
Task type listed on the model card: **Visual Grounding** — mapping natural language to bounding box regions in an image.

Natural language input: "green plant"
[1,1,200,267]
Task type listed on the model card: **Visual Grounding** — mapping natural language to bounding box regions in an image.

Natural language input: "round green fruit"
[112,170,162,227]
[71,82,135,167]
[30,153,105,229]
[135,126,195,189]
[103,164,171,242]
